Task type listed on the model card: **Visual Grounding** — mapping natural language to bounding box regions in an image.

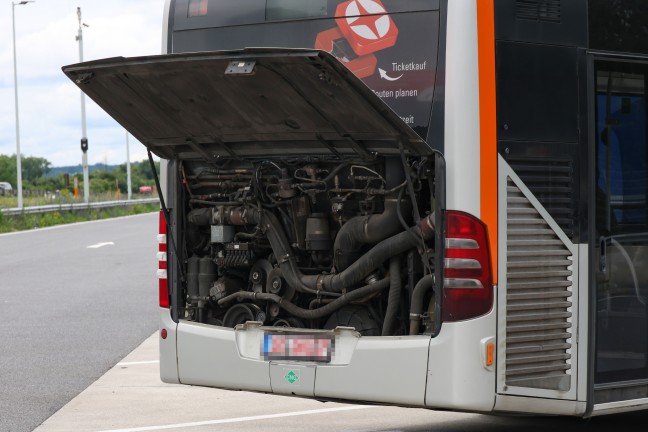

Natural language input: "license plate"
[262,332,334,362]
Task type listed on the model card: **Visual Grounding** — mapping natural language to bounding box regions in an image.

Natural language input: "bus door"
[593,59,648,402]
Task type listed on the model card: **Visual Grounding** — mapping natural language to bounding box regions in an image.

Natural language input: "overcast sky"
[0,0,165,168]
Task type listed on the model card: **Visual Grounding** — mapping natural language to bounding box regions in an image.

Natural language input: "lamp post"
[76,7,90,204]
[11,0,34,209]
[126,131,132,200]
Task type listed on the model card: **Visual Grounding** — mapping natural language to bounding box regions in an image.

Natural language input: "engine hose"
[334,157,408,272]
[409,274,434,335]
[301,213,434,293]
[256,207,433,294]
[333,198,411,271]
[190,205,434,296]
[258,211,341,297]
[217,277,390,320]
[322,161,352,183]
[381,257,402,336]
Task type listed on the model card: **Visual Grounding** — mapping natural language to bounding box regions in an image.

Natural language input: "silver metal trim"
[445,238,479,249]
[444,258,481,269]
[444,278,483,289]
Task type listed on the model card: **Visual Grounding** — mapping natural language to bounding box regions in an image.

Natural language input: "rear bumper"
[159,308,179,384]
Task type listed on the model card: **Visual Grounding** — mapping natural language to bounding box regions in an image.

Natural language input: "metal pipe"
[77,7,89,204]
[11,1,34,209]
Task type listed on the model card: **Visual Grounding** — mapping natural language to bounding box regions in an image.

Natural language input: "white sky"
[0,0,165,167]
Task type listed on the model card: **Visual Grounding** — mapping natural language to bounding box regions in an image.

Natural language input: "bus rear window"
[266,0,328,21]
[173,0,440,30]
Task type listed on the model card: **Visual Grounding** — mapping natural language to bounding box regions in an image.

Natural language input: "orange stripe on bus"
[477,0,498,284]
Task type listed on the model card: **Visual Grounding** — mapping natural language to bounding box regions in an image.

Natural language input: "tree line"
[0,154,160,194]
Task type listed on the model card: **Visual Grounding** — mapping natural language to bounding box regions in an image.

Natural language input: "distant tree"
[89,168,120,194]
[132,159,159,181]
[22,156,52,181]
[0,154,17,186]
[108,160,160,193]
[0,154,163,194]
[0,153,55,189]
[27,174,64,192]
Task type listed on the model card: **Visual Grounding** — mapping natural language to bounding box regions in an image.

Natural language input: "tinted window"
[173,0,439,30]
[596,72,647,229]
[594,62,648,386]
[589,0,648,54]
[266,0,328,21]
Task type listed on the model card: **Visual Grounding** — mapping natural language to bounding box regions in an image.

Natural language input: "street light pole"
[11,0,34,209]
[126,131,132,200]
[76,6,90,204]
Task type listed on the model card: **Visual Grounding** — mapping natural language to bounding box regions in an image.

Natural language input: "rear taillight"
[443,211,493,322]
[158,210,169,308]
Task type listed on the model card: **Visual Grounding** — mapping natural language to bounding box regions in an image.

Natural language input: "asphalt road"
[3,212,648,432]
[0,212,159,432]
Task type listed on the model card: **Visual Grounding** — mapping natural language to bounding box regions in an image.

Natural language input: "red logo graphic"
[336,0,398,56]
[315,0,398,78]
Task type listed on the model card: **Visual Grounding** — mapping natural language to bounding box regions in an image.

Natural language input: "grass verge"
[0,203,160,234]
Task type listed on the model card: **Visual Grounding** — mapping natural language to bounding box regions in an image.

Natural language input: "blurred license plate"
[262,333,334,362]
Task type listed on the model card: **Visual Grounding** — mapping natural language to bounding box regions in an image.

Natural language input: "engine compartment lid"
[61,48,433,161]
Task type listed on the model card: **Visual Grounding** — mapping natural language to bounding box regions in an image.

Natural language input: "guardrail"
[0,198,160,216]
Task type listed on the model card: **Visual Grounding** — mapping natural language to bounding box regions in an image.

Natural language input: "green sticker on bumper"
[285,370,299,384]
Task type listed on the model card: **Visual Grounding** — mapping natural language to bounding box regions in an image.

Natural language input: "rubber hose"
[382,257,402,336]
[333,198,410,271]
[334,157,407,272]
[217,277,390,320]
[409,274,434,335]
[190,205,433,297]
[302,215,433,293]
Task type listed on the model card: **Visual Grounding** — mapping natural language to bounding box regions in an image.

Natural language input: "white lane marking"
[95,405,376,432]
[87,242,115,249]
[117,360,160,366]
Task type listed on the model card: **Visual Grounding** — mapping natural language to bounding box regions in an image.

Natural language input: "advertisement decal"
[315,0,438,139]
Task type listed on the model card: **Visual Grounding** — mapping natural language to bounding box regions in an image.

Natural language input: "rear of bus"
[61,0,582,417]
[60,0,648,418]
[153,0,499,411]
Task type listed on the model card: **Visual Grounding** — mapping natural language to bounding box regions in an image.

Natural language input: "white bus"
[63,0,648,418]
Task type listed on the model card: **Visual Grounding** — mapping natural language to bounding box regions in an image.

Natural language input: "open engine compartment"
[174,154,442,336]
[60,49,446,336]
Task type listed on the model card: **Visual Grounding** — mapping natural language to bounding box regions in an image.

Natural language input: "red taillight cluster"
[158,210,169,308]
[443,211,493,322]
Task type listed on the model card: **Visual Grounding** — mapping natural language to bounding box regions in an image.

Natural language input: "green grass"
[0,203,160,233]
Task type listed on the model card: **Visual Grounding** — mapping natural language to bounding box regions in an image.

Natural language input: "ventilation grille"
[505,178,573,391]
[507,157,574,238]
[516,0,561,23]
